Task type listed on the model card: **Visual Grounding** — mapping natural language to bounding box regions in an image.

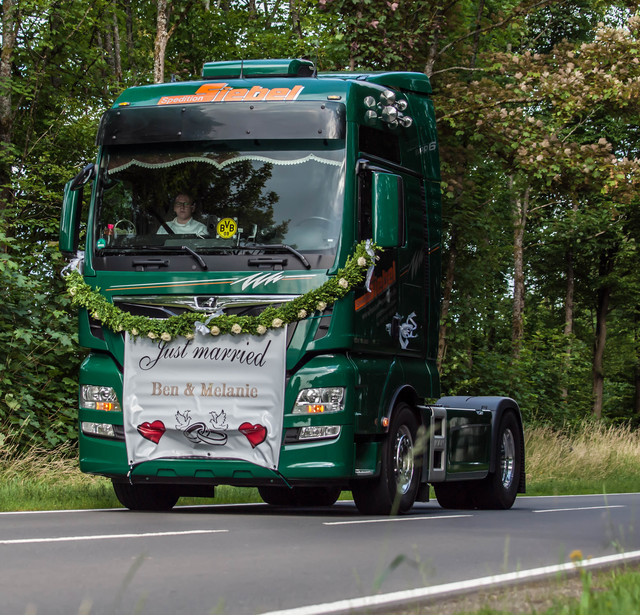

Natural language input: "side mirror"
[59,180,83,257]
[60,164,95,257]
[70,163,96,191]
[372,171,401,248]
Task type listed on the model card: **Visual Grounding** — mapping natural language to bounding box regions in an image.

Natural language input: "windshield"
[94,142,345,264]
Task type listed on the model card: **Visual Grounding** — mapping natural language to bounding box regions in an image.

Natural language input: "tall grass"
[524,421,640,496]
[0,440,118,511]
[2,421,640,511]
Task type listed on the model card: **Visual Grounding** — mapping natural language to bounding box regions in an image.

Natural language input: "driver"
[158,193,207,236]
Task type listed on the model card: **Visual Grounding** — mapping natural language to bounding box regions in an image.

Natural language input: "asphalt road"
[1,493,638,615]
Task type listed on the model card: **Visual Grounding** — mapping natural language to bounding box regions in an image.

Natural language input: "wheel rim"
[500,428,516,488]
[393,425,414,495]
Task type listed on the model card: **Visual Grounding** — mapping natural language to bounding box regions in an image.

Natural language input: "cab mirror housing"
[60,164,95,257]
[372,172,401,248]
[59,180,83,257]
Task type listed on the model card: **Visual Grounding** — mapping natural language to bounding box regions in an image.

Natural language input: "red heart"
[137,420,166,444]
[239,422,267,448]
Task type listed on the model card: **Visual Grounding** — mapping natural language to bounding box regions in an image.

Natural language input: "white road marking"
[324,514,472,526]
[533,505,625,513]
[522,492,636,499]
[258,549,640,615]
[0,529,227,545]
[0,502,265,516]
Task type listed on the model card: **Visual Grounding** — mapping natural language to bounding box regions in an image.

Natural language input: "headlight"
[299,425,341,440]
[82,422,117,439]
[81,385,121,411]
[293,387,345,414]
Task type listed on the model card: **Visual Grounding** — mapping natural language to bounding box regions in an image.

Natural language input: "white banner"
[122,329,286,470]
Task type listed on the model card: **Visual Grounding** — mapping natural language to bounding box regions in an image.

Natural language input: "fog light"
[293,387,344,414]
[299,425,341,440]
[81,385,121,411]
[82,422,117,439]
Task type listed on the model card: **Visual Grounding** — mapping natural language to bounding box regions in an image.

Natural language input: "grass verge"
[395,564,640,615]
[524,422,640,496]
[2,421,640,511]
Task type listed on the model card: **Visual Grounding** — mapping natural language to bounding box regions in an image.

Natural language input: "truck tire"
[352,404,421,515]
[435,410,521,510]
[112,480,179,511]
[473,410,521,509]
[258,486,341,507]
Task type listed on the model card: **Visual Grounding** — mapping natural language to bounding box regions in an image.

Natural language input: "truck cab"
[60,59,524,514]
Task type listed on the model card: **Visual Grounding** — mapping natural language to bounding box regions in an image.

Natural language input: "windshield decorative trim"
[108,153,342,175]
[65,241,380,340]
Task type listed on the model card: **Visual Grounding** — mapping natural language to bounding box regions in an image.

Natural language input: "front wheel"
[112,481,179,511]
[352,404,421,515]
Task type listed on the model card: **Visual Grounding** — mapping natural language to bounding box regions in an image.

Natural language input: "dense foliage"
[1,0,639,449]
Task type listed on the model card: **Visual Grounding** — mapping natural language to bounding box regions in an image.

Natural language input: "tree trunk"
[423,25,441,77]
[154,0,195,84]
[112,1,123,82]
[592,250,614,418]
[511,181,529,359]
[0,0,17,215]
[290,0,303,40]
[124,0,135,58]
[470,0,486,68]
[560,248,575,398]
[154,0,170,84]
[103,26,116,75]
[592,284,610,418]
[437,225,457,371]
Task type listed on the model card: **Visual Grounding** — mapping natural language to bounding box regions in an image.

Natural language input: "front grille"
[113,295,300,346]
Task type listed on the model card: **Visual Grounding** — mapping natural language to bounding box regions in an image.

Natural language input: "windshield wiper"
[126,245,209,270]
[242,244,311,270]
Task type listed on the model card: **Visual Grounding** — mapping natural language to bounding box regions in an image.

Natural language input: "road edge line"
[259,550,640,615]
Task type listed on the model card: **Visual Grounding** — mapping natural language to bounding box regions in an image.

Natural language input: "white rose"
[338,278,349,289]
[210,326,220,336]
[148,332,157,340]
[357,256,367,267]
[316,301,327,312]
[131,328,139,336]
[185,333,194,340]
[298,309,307,319]
[272,318,283,328]
[161,332,171,342]
[231,323,242,335]
[257,325,267,335]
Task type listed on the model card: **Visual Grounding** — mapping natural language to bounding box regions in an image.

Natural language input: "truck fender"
[383,384,421,431]
[435,396,526,493]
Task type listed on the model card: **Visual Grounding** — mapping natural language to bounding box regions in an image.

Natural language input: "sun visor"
[97,102,346,145]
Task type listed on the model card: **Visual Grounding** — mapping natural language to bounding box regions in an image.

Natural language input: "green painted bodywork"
[65,60,491,490]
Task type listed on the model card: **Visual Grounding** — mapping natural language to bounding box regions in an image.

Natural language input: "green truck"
[60,58,525,515]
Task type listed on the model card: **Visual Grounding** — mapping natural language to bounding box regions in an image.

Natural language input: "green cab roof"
[111,59,432,108]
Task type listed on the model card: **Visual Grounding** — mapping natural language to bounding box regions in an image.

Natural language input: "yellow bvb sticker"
[216,218,238,239]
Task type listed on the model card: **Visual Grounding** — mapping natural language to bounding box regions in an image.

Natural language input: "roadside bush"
[0,234,82,450]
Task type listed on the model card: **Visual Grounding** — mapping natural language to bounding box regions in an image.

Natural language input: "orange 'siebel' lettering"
[157,83,305,106]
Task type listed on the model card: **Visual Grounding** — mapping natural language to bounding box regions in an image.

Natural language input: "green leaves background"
[1,0,639,449]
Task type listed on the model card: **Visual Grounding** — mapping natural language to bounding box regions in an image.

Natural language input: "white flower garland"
[65,240,379,340]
